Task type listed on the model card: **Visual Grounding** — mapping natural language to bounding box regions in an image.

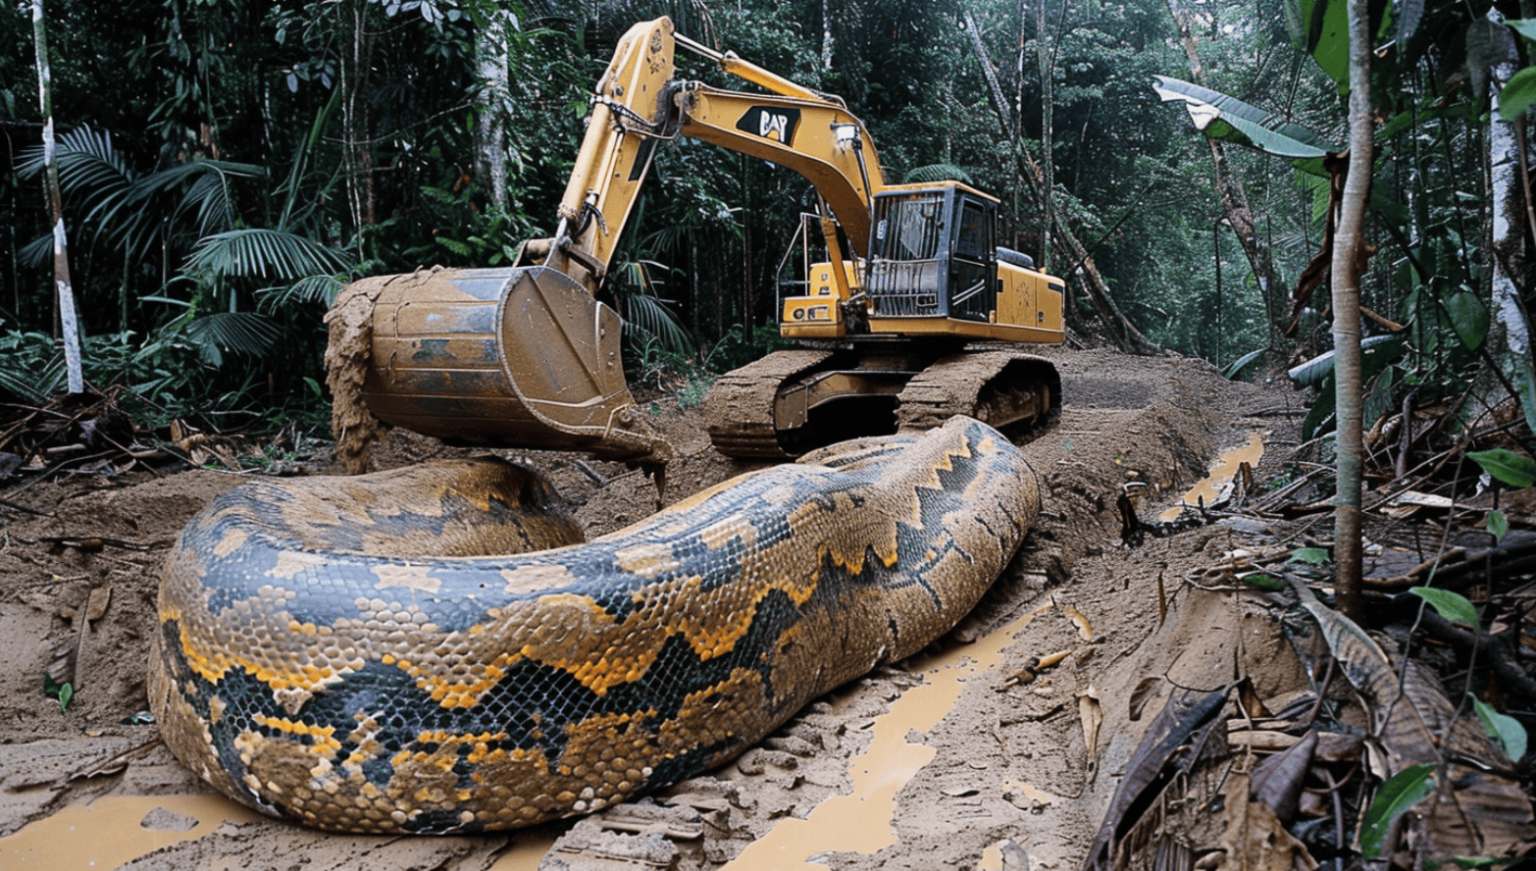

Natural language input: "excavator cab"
[865,183,999,324]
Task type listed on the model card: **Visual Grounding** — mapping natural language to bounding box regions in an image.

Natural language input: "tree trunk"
[474,18,510,212]
[341,2,377,241]
[1166,0,1287,361]
[964,10,1014,141]
[1332,0,1373,622]
[1489,13,1536,437]
[820,0,834,73]
[474,13,510,212]
[1035,0,1054,273]
[31,0,83,395]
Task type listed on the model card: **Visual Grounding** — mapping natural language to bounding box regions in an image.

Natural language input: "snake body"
[150,417,1039,833]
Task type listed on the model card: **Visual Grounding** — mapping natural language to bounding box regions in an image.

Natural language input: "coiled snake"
[150,417,1039,833]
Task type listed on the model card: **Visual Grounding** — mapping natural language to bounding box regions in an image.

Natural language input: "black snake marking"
[150,416,1040,833]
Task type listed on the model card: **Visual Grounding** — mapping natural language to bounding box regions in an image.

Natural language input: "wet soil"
[0,347,1308,870]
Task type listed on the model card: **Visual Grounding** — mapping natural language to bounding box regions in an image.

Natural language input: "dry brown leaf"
[1083,687,1230,871]
[1250,730,1317,820]
[1079,685,1103,760]
[85,585,111,623]
[1216,773,1319,871]
[1289,579,1536,861]
[1059,600,1094,640]
[1128,676,1162,722]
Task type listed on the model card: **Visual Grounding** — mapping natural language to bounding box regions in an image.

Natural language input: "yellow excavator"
[348,17,1064,464]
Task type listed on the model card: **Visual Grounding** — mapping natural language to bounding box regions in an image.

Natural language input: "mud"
[0,347,1307,870]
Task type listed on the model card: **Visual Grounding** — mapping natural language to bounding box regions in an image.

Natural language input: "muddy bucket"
[353,266,670,463]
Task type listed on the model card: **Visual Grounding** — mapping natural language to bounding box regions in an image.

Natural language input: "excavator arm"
[528,19,884,281]
[344,17,889,466]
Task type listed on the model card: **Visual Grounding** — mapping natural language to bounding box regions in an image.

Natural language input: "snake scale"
[150,416,1039,834]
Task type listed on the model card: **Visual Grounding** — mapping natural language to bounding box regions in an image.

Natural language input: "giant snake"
[150,416,1039,833]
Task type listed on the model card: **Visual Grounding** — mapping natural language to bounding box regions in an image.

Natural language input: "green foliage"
[1222,347,1268,380]
[1499,67,1536,121]
[397,184,538,268]
[1409,587,1478,626]
[1282,0,1351,91]
[1469,449,1536,489]
[1289,546,1331,565]
[0,332,62,404]
[613,261,693,358]
[1471,696,1528,762]
[44,675,73,714]
[1443,291,1489,352]
[1288,336,1407,440]
[630,333,713,409]
[1360,764,1437,859]
[1151,75,1335,169]
[1488,510,1509,543]
[1241,574,1286,591]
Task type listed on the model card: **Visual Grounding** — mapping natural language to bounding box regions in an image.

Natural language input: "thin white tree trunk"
[821,0,834,72]
[31,0,82,395]
[1035,0,1054,273]
[963,10,1014,140]
[475,13,510,212]
[1489,11,1536,434]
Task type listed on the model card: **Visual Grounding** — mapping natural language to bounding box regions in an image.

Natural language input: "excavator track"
[705,347,1060,460]
[704,349,835,458]
[895,350,1060,437]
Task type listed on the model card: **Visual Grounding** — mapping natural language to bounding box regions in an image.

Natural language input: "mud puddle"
[0,793,264,868]
[0,790,560,870]
[1159,430,1265,521]
[722,600,1061,870]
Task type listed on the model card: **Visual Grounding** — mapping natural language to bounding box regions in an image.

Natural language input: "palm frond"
[610,260,693,354]
[55,126,134,196]
[17,124,131,191]
[179,311,282,365]
[622,293,694,356]
[0,360,57,404]
[17,125,141,252]
[182,171,236,239]
[117,159,266,251]
[185,229,353,281]
[260,274,348,310]
[18,233,52,269]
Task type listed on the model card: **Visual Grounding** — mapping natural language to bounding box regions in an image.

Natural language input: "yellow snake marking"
[612,542,682,579]
[371,564,442,594]
[212,528,249,558]
[268,550,329,579]
[499,564,580,594]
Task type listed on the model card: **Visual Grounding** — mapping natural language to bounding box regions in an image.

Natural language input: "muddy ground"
[0,347,1313,870]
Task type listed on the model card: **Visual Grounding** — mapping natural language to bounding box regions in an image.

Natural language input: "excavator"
[347,17,1064,465]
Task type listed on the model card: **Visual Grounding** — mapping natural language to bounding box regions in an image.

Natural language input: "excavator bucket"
[354,266,671,464]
